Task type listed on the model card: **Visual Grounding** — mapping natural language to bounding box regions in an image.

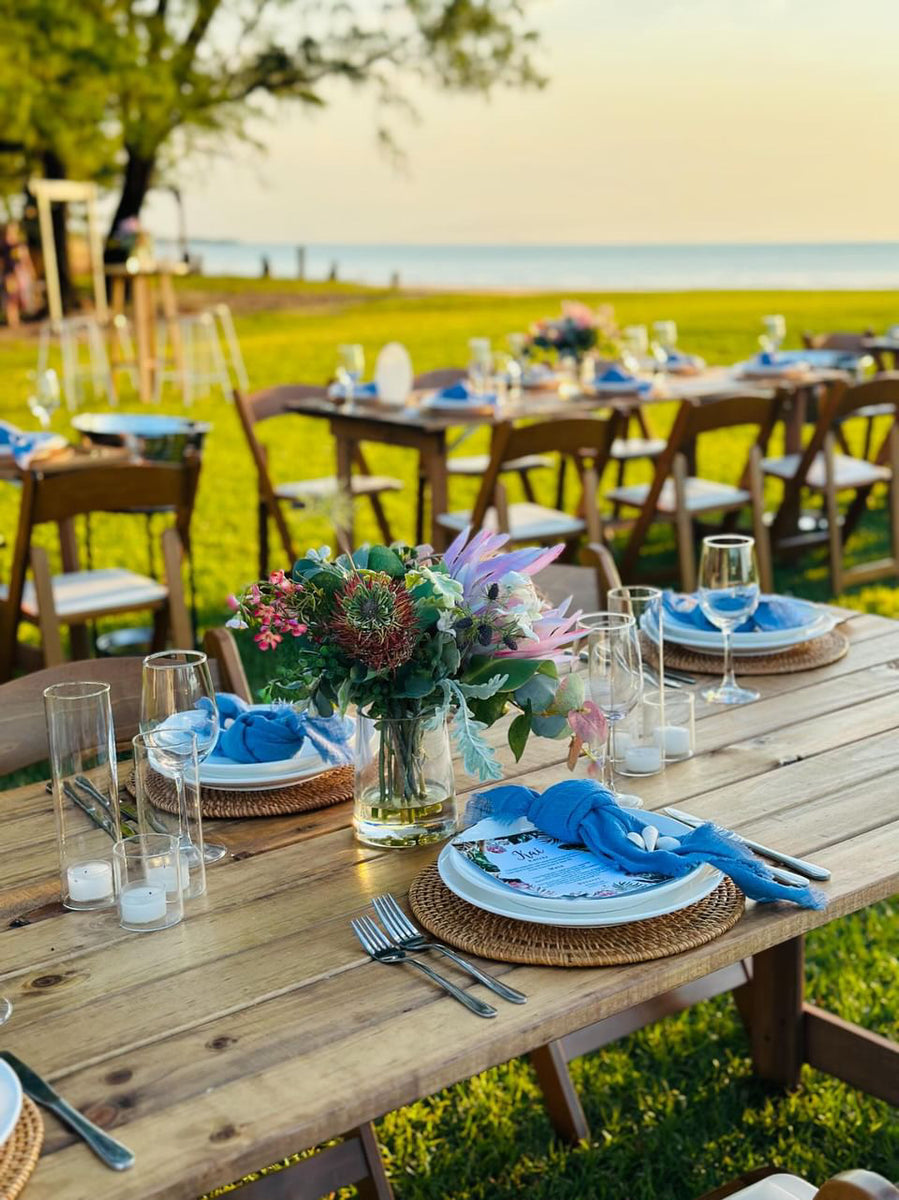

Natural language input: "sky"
[141,0,899,246]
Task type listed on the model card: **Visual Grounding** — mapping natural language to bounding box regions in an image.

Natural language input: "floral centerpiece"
[228,529,604,847]
[524,301,618,362]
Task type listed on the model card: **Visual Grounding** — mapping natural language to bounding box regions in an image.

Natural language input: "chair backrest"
[235,384,325,431]
[802,330,873,352]
[0,629,251,776]
[468,415,621,532]
[786,376,899,487]
[413,368,466,390]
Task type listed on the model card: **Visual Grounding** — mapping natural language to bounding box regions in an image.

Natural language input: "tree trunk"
[42,149,73,308]
[107,150,156,245]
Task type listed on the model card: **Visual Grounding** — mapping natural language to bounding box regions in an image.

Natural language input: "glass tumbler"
[44,682,121,910]
[132,730,206,898]
[114,834,184,932]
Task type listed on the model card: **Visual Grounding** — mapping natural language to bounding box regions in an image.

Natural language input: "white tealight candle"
[653,725,693,759]
[66,860,113,903]
[119,882,167,926]
[623,744,663,775]
[612,730,633,760]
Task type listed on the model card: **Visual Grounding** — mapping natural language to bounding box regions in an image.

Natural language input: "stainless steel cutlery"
[351,916,497,1018]
[372,894,526,1004]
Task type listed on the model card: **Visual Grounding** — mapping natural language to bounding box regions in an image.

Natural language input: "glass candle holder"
[644,687,695,762]
[44,681,121,911]
[613,697,664,778]
[113,834,184,932]
[132,730,206,899]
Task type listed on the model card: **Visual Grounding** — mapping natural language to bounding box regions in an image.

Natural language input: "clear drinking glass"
[337,344,365,402]
[761,314,786,354]
[44,681,121,910]
[140,650,226,863]
[132,730,207,898]
[586,613,644,799]
[468,337,493,396]
[653,320,678,351]
[114,834,184,932]
[698,534,761,705]
[621,324,649,371]
[608,586,664,767]
[644,686,695,762]
[27,368,62,429]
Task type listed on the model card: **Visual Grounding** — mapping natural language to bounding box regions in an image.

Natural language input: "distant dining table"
[287,365,849,549]
[1,606,898,1199]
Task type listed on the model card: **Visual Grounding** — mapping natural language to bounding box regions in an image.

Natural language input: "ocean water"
[157,239,899,291]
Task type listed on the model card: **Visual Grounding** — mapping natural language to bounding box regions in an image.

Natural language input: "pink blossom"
[226,593,240,611]
[568,701,607,745]
[254,627,282,651]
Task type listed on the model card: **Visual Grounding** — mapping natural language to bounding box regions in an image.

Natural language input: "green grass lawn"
[1,282,898,1198]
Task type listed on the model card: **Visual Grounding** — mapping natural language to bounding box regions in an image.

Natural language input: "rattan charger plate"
[409,863,744,968]
[642,628,848,677]
[128,764,354,819]
[0,1098,44,1200]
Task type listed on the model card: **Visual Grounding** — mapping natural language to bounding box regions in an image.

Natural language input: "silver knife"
[662,808,831,881]
[0,1052,135,1170]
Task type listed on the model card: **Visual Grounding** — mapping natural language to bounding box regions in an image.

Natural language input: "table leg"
[424,434,449,550]
[748,936,805,1088]
[335,434,355,553]
[132,277,153,403]
[529,1041,589,1145]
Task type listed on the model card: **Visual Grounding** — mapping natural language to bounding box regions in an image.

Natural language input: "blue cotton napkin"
[593,366,652,395]
[663,591,810,634]
[327,380,378,401]
[210,694,354,765]
[433,381,497,404]
[0,420,67,468]
[467,779,825,909]
[664,349,705,371]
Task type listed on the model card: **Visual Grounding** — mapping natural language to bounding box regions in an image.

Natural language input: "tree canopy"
[0,0,544,237]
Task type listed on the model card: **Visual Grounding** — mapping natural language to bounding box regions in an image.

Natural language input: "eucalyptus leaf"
[508,704,533,762]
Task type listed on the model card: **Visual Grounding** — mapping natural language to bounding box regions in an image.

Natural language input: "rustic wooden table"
[2,607,898,1199]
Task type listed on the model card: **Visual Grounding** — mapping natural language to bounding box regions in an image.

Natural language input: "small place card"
[452,824,663,901]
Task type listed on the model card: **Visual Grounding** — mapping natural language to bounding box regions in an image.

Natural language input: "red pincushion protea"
[332,573,419,672]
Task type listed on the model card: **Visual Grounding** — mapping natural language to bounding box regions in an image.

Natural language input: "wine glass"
[27,369,62,429]
[621,324,649,372]
[140,650,227,863]
[586,613,644,801]
[0,999,11,1024]
[698,534,761,706]
[336,344,364,403]
[761,315,786,355]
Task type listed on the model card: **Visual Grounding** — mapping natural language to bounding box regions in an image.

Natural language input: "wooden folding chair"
[412,368,553,544]
[235,386,403,575]
[0,628,249,775]
[763,377,899,594]
[436,415,620,552]
[0,458,199,682]
[610,395,778,592]
[802,330,889,458]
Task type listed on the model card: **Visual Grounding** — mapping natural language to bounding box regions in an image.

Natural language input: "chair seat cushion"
[605,477,751,514]
[276,475,403,502]
[447,454,553,475]
[610,437,667,461]
[761,452,890,490]
[437,503,585,541]
[720,1174,816,1200]
[1,569,168,620]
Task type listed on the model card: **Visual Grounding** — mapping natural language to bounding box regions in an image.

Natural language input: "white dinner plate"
[642,604,836,657]
[0,1060,22,1149]
[438,846,721,927]
[449,811,709,916]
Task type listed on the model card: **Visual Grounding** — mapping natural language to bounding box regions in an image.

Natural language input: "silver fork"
[351,916,497,1018]
[373,894,527,1005]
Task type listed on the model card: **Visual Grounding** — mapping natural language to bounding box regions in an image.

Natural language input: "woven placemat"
[128,765,354,819]
[0,1098,44,1200]
[642,629,849,677]
[408,863,744,967]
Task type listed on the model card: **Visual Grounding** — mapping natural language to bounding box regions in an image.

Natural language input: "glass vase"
[353,710,457,849]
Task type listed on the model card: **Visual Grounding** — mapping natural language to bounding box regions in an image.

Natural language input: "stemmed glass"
[140,651,227,863]
[27,369,61,429]
[760,314,786,356]
[0,999,11,1024]
[336,344,364,403]
[698,534,761,706]
[586,613,644,801]
[621,324,649,373]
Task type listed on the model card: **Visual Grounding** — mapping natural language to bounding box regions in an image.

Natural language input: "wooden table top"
[3,607,898,1199]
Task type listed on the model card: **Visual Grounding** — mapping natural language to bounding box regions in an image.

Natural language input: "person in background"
[1,221,36,328]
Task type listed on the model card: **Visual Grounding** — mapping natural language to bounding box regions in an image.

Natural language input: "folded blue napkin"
[468,779,825,909]
[665,349,705,370]
[663,591,809,634]
[0,420,66,468]
[327,380,378,400]
[434,381,497,404]
[594,367,652,394]
[210,694,354,765]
